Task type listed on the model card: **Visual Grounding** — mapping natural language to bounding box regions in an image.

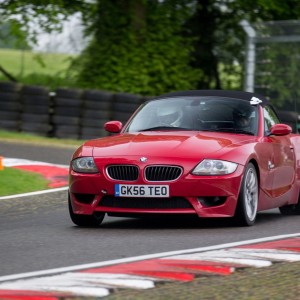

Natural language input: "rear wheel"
[279,192,300,215]
[68,194,105,227]
[234,163,258,226]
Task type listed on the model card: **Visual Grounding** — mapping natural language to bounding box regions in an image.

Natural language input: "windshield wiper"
[139,126,191,132]
[208,128,255,135]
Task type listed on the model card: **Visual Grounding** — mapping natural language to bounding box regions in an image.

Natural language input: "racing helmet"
[233,110,251,128]
[157,105,183,127]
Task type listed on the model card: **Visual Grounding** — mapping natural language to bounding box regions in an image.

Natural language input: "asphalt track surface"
[0,140,300,278]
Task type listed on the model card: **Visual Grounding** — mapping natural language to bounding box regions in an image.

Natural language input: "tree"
[0,20,31,81]
[69,0,201,95]
[183,0,300,90]
[1,0,300,98]
[225,0,300,109]
[0,0,90,40]
[0,21,30,49]
[0,0,91,81]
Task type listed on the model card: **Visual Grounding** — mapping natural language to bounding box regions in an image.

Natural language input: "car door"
[263,106,295,198]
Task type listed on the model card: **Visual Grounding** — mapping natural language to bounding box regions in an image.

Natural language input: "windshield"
[125,96,259,135]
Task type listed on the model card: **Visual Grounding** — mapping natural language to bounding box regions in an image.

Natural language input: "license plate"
[115,184,169,198]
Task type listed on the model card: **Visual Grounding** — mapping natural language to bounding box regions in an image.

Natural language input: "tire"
[112,111,132,123]
[52,116,80,125]
[83,90,113,102]
[54,125,80,133]
[0,92,20,102]
[68,193,104,227]
[0,82,21,93]
[54,125,80,139]
[279,193,300,215]
[22,104,50,114]
[82,109,111,119]
[54,106,81,117]
[80,127,108,139]
[0,102,20,111]
[22,85,49,96]
[0,120,19,130]
[114,92,142,104]
[112,102,140,113]
[54,97,82,107]
[234,163,258,226]
[81,117,109,128]
[277,110,298,123]
[21,113,50,123]
[55,132,79,139]
[0,111,19,121]
[84,100,112,110]
[277,110,298,133]
[21,122,51,133]
[21,95,51,106]
[55,88,83,99]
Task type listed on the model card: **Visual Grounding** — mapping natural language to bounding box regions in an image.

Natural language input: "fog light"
[74,193,96,204]
[197,196,226,207]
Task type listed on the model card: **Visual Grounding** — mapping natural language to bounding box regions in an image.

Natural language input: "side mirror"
[270,123,292,136]
[104,121,123,133]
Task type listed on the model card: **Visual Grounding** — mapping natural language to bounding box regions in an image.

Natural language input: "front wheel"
[234,163,258,226]
[68,194,105,227]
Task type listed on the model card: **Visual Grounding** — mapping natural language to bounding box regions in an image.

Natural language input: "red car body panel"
[69,91,300,222]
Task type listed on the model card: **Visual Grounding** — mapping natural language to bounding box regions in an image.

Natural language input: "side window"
[263,106,280,134]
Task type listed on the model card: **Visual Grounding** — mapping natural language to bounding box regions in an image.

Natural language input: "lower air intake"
[99,196,193,209]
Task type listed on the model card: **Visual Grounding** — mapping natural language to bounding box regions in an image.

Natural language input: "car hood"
[86,131,256,159]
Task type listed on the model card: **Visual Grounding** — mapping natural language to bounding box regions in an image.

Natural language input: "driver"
[233,111,251,129]
[157,106,183,127]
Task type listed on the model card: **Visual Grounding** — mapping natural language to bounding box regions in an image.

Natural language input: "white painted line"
[229,248,300,262]
[3,158,68,168]
[0,157,69,200]
[0,233,299,283]
[70,273,156,289]
[42,286,109,297]
[0,273,155,297]
[165,250,272,267]
[193,257,271,267]
[0,187,68,200]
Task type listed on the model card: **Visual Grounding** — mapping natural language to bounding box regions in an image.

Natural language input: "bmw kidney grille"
[106,165,182,181]
[145,166,182,181]
[107,165,139,181]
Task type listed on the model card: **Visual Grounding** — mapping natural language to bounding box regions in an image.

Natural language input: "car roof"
[155,90,268,105]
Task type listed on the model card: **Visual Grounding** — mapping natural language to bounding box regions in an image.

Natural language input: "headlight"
[72,157,99,173]
[192,159,238,175]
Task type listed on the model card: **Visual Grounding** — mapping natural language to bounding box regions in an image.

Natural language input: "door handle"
[268,161,275,170]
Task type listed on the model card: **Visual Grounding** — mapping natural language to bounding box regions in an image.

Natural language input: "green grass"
[0,167,49,196]
[0,48,76,89]
[0,129,83,148]
[0,48,74,77]
[0,130,78,196]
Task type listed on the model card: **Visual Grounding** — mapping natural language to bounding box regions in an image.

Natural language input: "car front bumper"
[69,162,245,218]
